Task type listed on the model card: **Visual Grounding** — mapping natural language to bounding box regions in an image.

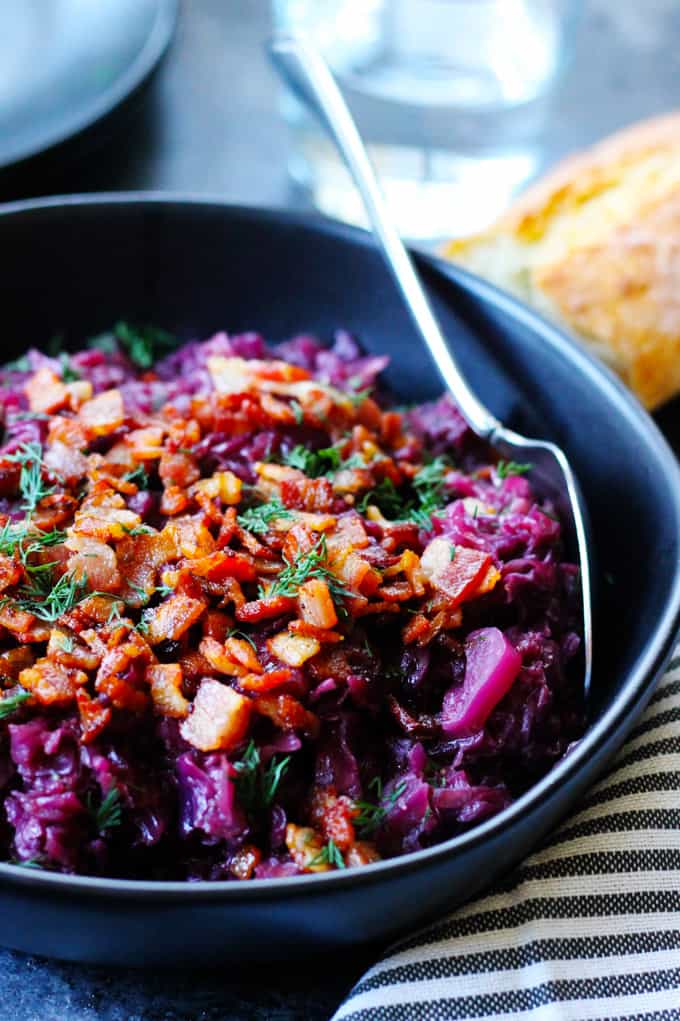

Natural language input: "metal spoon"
[269,34,593,699]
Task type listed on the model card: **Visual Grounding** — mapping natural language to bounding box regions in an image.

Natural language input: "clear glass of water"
[273,0,578,241]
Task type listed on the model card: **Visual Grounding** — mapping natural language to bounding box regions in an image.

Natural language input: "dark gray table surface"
[3,1,680,1018]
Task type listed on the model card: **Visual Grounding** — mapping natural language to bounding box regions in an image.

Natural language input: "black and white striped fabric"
[333,651,680,1021]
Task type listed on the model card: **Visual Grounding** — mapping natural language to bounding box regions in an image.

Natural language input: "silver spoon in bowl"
[269,34,593,700]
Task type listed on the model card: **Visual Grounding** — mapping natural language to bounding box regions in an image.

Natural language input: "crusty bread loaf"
[445,112,680,409]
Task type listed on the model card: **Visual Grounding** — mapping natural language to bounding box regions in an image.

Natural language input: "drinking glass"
[273,0,578,240]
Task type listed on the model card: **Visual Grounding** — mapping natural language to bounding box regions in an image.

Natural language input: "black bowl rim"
[0,0,178,171]
[1,193,679,901]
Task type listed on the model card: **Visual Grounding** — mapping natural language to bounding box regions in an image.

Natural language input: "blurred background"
[3,3,680,1020]
[3,0,680,242]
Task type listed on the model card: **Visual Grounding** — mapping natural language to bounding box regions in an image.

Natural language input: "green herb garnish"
[3,355,30,373]
[308,838,346,870]
[353,779,408,837]
[237,498,293,536]
[122,465,151,489]
[290,400,304,425]
[88,321,177,370]
[57,352,80,382]
[226,628,256,650]
[263,535,352,604]
[0,690,31,720]
[358,456,451,530]
[5,443,54,514]
[90,787,123,833]
[11,570,87,623]
[233,740,291,819]
[122,525,155,537]
[496,460,532,479]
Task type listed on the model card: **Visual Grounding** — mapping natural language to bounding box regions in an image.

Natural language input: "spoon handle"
[269,33,500,440]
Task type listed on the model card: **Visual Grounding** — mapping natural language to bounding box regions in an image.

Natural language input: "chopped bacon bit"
[377,581,413,602]
[143,594,206,645]
[180,678,251,752]
[185,550,256,583]
[199,636,246,676]
[19,658,89,706]
[268,630,321,667]
[253,692,319,737]
[238,668,293,693]
[66,536,121,592]
[0,556,21,593]
[402,613,433,646]
[191,470,242,506]
[25,368,70,414]
[345,842,381,867]
[72,497,142,542]
[285,824,330,872]
[280,476,334,513]
[202,610,232,642]
[179,648,214,686]
[44,441,89,487]
[0,604,40,638]
[288,620,344,644]
[159,451,200,490]
[310,787,357,851]
[235,594,296,624]
[76,690,112,743]
[223,636,263,673]
[329,550,380,596]
[160,485,191,516]
[469,563,502,598]
[163,516,215,558]
[147,663,189,718]
[124,426,165,459]
[79,388,125,436]
[230,844,262,880]
[281,522,316,565]
[298,577,338,630]
[117,529,179,606]
[94,637,152,712]
[0,646,35,680]
[47,629,101,671]
[421,539,493,607]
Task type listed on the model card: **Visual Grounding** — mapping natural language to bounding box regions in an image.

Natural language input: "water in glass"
[273,0,575,240]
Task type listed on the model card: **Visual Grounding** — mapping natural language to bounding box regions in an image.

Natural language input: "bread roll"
[445,112,680,409]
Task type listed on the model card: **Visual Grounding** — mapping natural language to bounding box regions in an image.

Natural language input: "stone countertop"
[3,1,680,1018]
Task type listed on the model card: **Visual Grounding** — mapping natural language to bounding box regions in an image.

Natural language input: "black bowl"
[1,196,679,966]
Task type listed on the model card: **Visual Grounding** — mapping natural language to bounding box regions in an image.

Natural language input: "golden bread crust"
[446,112,680,408]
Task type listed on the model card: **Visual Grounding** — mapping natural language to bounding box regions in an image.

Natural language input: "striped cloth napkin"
[333,648,680,1021]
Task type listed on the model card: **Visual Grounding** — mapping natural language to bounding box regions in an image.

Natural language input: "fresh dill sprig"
[121,524,155,537]
[0,523,66,569]
[496,460,532,479]
[122,465,151,488]
[308,838,346,870]
[233,740,291,818]
[90,787,123,833]
[263,535,353,604]
[353,778,408,837]
[237,498,293,536]
[282,444,365,479]
[57,352,80,382]
[0,690,31,720]
[3,355,30,373]
[290,400,304,425]
[226,627,256,650]
[12,570,87,622]
[88,322,177,370]
[359,456,451,530]
[5,443,54,514]
[358,477,404,517]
